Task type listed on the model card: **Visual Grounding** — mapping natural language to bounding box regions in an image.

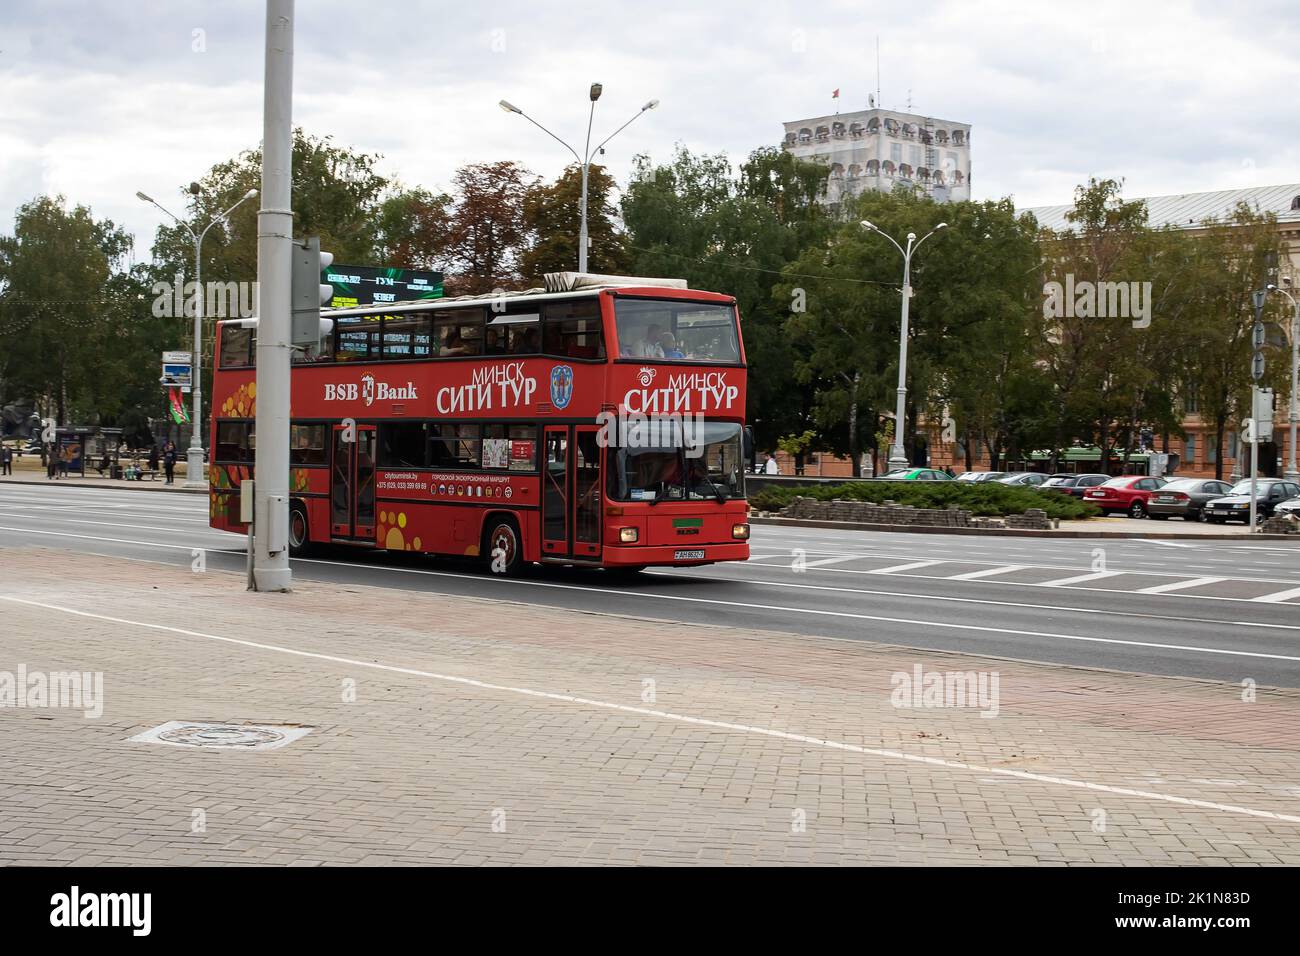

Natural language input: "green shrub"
[749,480,1101,520]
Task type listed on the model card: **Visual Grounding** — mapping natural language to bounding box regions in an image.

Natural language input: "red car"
[1084,475,1168,517]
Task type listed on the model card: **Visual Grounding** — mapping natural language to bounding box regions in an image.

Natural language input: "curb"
[0,477,208,496]
[749,515,1298,541]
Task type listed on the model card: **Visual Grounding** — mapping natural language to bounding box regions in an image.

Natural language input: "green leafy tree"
[0,196,160,425]
[521,164,628,281]
[622,145,832,450]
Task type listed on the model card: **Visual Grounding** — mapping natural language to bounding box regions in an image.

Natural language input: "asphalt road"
[3,482,1300,686]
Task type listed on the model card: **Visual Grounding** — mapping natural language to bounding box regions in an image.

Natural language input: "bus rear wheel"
[288,503,314,557]
[484,517,524,576]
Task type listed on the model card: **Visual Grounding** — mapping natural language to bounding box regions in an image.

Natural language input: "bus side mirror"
[742,426,755,466]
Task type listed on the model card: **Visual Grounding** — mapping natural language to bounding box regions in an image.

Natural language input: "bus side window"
[434,309,483,357]
[543,299,603,359]
[219,326,254,367]
[289,423,328,466]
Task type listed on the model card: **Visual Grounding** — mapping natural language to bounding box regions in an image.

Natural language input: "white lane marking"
[289,555,1300,664]
[1038,570,1125,587]
[870,560,943,575]
[3,592,1298,828]
[7,521,1300,638]
[1138,539,1197,548]
[0,512,220,536]
[1253,585,1300,604]
[948,565,1025,581]
[769,553,1300,586]
[719,558,1300,608]
[804,554,873,568]
[0,526,240,552]
[1138,577,1226,595]
[648,569,1300,634]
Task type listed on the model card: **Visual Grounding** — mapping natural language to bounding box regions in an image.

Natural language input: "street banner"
[168,387,190,424]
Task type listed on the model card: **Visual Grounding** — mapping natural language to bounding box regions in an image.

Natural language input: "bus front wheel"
[288,503,314,557]
[484,517,524,576]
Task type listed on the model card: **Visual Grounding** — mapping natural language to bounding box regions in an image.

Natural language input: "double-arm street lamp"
[1267,279,1300,480]
[860,220,947,470]
[137,186,259,488]
[500,84,658,273]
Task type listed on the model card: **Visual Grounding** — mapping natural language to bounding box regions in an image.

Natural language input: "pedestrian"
[764,453,779,475]
[148,444,160,478]
[46,444,57,480]
[0,444,11,476]
[163,441,177,485]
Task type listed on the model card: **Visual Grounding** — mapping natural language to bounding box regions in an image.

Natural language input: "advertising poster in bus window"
[509,440,535,471]
[482,438,510,469]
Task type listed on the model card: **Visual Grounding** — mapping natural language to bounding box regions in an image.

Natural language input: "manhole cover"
[129,721,312,751]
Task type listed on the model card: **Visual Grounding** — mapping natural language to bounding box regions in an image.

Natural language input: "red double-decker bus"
[209,274,751,573]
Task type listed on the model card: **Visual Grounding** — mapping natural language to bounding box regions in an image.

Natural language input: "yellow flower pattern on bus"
[378,510,420,552]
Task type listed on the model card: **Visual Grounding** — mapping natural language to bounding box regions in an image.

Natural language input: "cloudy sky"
[2,0,1297,263]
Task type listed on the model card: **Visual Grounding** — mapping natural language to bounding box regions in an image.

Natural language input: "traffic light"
[290,236,334,347]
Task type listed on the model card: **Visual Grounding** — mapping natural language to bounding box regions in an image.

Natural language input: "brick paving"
[1,546,1298,866]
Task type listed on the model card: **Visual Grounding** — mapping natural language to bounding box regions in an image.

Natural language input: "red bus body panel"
[210,287,750,568]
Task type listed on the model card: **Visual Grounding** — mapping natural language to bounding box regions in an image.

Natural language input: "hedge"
[748,480,1102,520]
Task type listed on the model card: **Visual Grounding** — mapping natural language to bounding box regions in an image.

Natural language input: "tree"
[778,189,1043,476]
[370,187,454,272]
[0,196,158,425]
[521,164,628,281]
[443,161,536,295]
[622,145,832,451]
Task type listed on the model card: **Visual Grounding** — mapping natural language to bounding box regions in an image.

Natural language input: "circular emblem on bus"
[504,486,513,499]
[438,483,446,496]
[550,364,574,410]
[637,366,656,387]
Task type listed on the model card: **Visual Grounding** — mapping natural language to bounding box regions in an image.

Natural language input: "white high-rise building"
[781,107,972,206]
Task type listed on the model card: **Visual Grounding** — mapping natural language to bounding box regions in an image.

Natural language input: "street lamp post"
[500,86,658,273]
[1267,280,1300,480]
[137,187,259,488]
[860,220,947,470]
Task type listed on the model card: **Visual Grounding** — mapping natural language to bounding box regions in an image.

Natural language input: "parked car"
[997,472,1047,487]
[1204,479,1300,524]
[954,471,1007,482]
[876,468,953,481]
[1084,475,1168,517]
[1145,477,1234,521]
[1275,495,1300,520]
[1041,473,1110,498]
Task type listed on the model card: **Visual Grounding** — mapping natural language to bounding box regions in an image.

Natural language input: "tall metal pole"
[1270,286,1300,480]
[184,234,205,488]
[888,238,915,470]
[1291,308,1299,481]
[1249,388,1259,530]
[579,99,594,274]
[253,0,294,591]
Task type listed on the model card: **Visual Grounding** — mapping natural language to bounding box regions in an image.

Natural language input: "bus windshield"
[614,298,740,363]
[609,421,745,501]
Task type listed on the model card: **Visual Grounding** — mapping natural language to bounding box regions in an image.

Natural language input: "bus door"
[572,426,602,559]
[331,422,377,542]
[542,426,569,557]
[541,425,603,561]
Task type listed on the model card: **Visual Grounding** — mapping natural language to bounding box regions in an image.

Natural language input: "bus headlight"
[619,527,639,543]
[732,523,750,540]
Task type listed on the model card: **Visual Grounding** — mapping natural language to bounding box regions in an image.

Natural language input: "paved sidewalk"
[0,459,205,494]
[1,547,1298,866]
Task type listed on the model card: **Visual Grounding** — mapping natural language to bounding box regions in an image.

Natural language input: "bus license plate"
[674,549,705,561]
